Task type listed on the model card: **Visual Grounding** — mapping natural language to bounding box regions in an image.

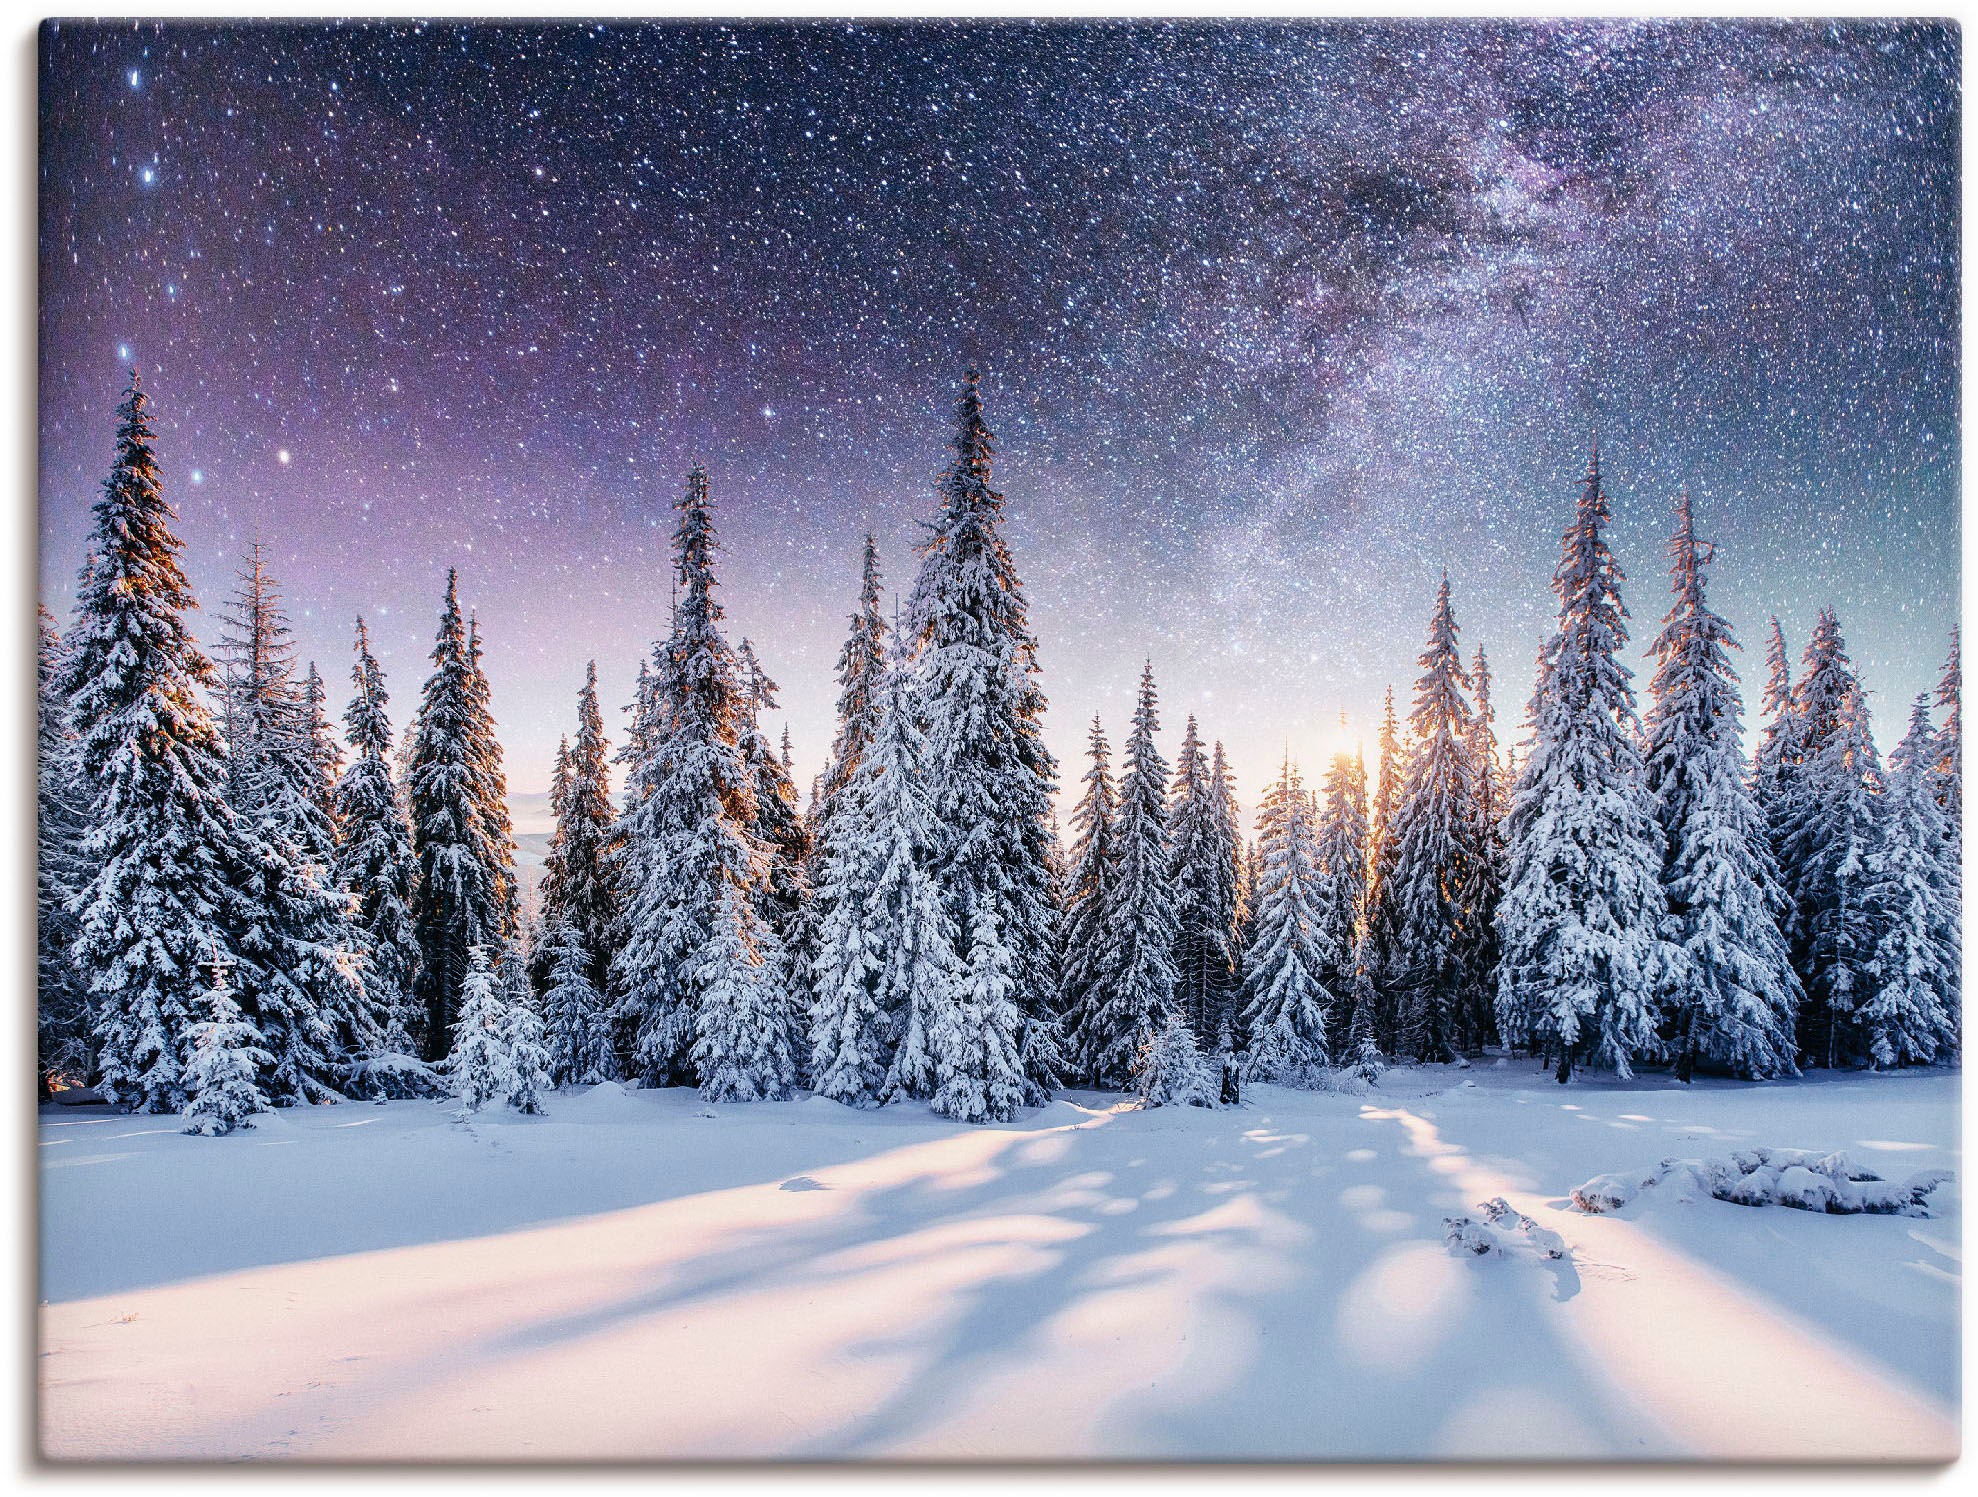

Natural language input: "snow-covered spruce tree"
[37,605,93,1093]
[1460,645,1507,1047]
[692,879,799,1102]
[60,374,261,1113]
[930,903,1029,1123]
[540,918,618,1086]
[498,944,554,1115]
[1169,716,1243,1051]
[1312,747,1369,1027]
[214,551,374,1102]
[333,618,424,1059]
[1496,443,1667,1083]
[301,663,344,825]
[905,372,1059,1105]
[737,639,814,1018]
[803,539,891,1074]
[539,662,622,990]
[818,535,888,816]
[1749,619,1805,879]
[1067,665,1180,1087]
[1778,609,1885,1068]
[1931,629,1960,833]
[1643,492,1801,1082]
[1362,686,1405,1048]
[464,615,521,944]
[446,946,511,1114]
[613,465,796,1093]
[1134,1014,1220,1109]
[1210,742,1249,1052]
[1383,576,1490,1061]
[1057,716,1118,1081]
[1343,955,1387,1083]
[180,960,273,1137]
[1240,759,1336,1084]
[1857,697,1959,1068]
[408,573,514,1056]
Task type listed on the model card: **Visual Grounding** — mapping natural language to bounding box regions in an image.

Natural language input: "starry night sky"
[38,19,1960,808]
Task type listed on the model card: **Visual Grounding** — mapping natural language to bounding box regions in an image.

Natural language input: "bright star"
[127,69,140,89]
[190,470,204,484]
[277,449,291,465]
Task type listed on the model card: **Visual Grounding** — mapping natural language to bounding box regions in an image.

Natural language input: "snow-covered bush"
[1444,1197,1568,1260]
[1571,1147,1953,1218]
[180,966,272,1137]
[1134,1017,1220,1108]
[345,1050,447,1101]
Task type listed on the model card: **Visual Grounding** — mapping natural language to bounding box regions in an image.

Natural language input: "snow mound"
[1443,1197,1569,1261]
[553,1081,644,1120]
[1571,1148,1953,1218]
[345,1052,447,1101]
[778,1175,827,1192]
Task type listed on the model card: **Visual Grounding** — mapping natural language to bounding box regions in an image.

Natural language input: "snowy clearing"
[39,1065,1959,1462]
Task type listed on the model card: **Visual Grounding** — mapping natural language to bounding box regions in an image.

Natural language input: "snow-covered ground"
[38,1064,1959,1462]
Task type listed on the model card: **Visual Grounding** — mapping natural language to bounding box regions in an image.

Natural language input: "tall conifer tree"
[1778,609,1884,1068]
[1643,492,1801,1081]
[905,372,1057,1109]
[334,617,422,1054]
[612,466,795,1095]
[1240,759,1336,1082]
[409,572,511,1054]
[1496,444,1667,1082]
[1170,717,1243,1052]
[1383,577,1489,1060]
[540,662,621,990]
[60,374,258,1112]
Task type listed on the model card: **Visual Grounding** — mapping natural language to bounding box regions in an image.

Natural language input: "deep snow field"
[38,1063,1959,1462]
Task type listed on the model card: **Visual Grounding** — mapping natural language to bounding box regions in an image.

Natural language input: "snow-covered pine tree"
[1343,954,1386,1083]
[212,549,373,1102]
[1210,741,1248,1057]
[60,374,262,1113]
[1134,1014,1220,1108]
[36,605,92,1094]
[1643,491,1801,1082]
[929,903,1028,1123]
[1240,759,1336,1084]
[1460,645,1506,1048]
[1057,716,1118,1081]
[1068,665,1180,1087]
[1778,608,1885,1068]
[1496,442,1667,1083]
[301,663,344,826]
[498,943,554,1114]
[819,535,888,814]
[906,372,1059,1101]
[1858,697,1959,1068]
[215,541,297,804]
[1362,686,1405,1048]
[447,946,511,1114]
[333,617,423,1057]
[540,918,618,1086]
[1169,715,1242,1051]
[613,466,796,1092]
[1931,629,1960,832]
[1383,576,1490,1061]
[464,614,521,944]
[180,958,273,1137]
[736,639,814,1010]
[1749,618,1805,875]
[1312,745,1369,1028]
[539,662,622,990]
[692,879,798,1102]
[408,573,513,1056]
